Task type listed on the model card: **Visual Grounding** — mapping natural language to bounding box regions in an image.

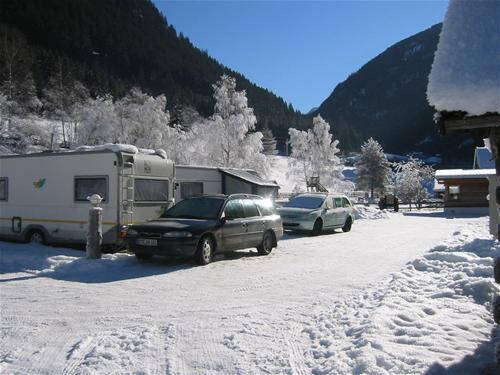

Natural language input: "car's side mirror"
[220,217,227,225]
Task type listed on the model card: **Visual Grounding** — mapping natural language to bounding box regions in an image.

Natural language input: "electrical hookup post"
[86,194,103,259]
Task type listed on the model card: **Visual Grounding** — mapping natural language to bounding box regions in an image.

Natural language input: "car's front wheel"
[195,236,214,265]
[342,217,352,232]
[311,219,323,236]
[257,230,274,255]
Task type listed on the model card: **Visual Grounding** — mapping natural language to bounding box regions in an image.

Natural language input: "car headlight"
[126,228,138,236]
[162,231,193,238]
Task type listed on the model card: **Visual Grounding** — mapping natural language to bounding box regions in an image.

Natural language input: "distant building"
[435,169,495,215]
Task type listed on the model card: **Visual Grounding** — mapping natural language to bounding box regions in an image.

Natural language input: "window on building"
[180,182,203,200]
[74,177,107,202]
[135,179,169,202]
[0,178,8,201]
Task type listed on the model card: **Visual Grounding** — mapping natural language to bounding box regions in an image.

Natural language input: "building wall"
[443,178,489,208]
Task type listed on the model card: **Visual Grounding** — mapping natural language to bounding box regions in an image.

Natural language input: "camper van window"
[0,178,7,201]
[180,182,203,199]
[135,179,169,202]
[74,177,107,202]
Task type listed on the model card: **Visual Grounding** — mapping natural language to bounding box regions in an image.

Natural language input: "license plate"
[137,238,157,246]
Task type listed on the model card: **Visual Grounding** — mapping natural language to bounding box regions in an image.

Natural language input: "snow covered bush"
[288,115,349,192]
[355,137,391,197]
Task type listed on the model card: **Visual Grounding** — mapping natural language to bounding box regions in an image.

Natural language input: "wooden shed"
[435,169,495,214]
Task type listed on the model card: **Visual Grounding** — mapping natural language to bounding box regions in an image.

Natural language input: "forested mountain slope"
[0,0,307,148]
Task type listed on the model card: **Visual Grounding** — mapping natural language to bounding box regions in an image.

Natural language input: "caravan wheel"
[27,230,45,244]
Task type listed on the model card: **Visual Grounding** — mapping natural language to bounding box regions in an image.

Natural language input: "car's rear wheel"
[342,217,352,232]
[195,236,214,265]
[311,219,323,236]
[257,230,274,255]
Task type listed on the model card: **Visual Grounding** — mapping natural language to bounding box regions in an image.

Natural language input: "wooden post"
[86,194,103,259]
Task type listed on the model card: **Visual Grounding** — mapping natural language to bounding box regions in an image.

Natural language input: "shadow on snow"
[424,326,499,375]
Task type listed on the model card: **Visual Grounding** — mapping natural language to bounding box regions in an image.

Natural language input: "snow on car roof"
[435,168,495,180]
[427,0,500,116]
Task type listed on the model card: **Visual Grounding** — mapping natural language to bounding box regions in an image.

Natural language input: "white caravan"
[0,148,174,247]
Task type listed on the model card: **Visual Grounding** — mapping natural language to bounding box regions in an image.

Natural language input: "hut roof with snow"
[427,0,500,117]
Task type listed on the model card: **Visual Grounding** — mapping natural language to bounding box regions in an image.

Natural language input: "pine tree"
[261,126,278,155]
[355,138,391,197]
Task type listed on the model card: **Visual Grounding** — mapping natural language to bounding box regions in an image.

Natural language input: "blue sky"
[153,0,448,113]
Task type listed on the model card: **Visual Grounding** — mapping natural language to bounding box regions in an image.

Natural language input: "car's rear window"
[162,196,224,220]
[342,197,351,207]
[255,199,275,216]
[284,196,324,209]
[242,199,260,217]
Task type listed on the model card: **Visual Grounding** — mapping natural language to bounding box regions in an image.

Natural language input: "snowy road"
[0,213,496,374]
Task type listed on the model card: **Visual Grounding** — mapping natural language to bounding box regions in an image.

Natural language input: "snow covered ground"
[1,213,498,374]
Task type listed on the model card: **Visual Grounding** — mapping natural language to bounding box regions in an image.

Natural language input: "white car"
[277,193,355,235]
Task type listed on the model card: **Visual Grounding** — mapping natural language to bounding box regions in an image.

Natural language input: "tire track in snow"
[62,335,97,375]
[167,321,238,375]
[284,322,308,375]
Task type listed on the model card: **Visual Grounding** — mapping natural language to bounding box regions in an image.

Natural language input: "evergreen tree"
[261,126,278,155]
[355,138,391,197]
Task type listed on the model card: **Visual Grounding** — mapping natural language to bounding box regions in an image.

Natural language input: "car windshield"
[284,196,325,209]
[162,197,224,219]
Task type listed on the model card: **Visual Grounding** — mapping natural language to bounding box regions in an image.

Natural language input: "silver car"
[277,193,355,235]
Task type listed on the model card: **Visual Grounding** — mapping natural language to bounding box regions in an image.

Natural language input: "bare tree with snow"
[355,137,391,198]
[189,74,269,175]
[74,95,118,146]
[392,157,434,209]
[288,115,344,191]
[115,88,170,149]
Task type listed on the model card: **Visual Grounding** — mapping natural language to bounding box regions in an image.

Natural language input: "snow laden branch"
[355,138,391,198]
[288,115,351,193]
[1,73,270,175]
[392,157,434,209]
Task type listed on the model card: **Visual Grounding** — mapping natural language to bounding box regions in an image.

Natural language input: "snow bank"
[302,221,499,374]
[354,205,389,220]
[427,0,500,115]
[68,325,164,374]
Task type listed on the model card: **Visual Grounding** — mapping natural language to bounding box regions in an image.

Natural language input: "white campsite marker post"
[86,194,103,259]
